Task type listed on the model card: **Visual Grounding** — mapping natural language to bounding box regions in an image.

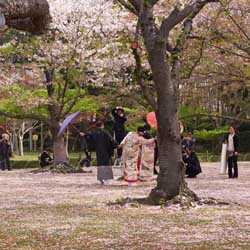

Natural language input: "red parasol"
[146,111,184,133]
[146,112,157,130]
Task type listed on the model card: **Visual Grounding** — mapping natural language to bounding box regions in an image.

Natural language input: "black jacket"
[0,141,12,158]
[91,128,117,166]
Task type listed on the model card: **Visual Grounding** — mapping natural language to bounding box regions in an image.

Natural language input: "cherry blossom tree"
[0,0,134,165]
[117,0,220,202]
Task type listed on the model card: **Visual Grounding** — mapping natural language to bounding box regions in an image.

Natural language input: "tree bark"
[29,130,33,151]
[53,135,68,165]
[12,130,19,154]
[119,0,219,204]
[138,4,185,201]
[49,115,68,165]
[0,0,50,34]
[149,47,183,199]
[18,134,24,156]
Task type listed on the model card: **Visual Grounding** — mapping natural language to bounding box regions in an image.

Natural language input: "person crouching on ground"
[182,135,202,178]
[39,148,53,168]
[119,127,156,186]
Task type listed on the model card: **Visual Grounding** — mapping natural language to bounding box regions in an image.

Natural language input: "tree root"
[31,162,92,174]
[107,194,231,209]
[108,182,231,209]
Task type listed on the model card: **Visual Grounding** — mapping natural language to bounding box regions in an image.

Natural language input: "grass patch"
[175,240,250,250]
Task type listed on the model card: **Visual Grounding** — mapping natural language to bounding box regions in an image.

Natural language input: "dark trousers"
[153,145,159,175]
[114,131,125,157]
[228,155,238,178]
[0,157,12,170]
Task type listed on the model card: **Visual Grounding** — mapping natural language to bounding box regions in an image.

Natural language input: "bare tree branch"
[185,39,205,79]
[132,46,157,109]
[149,0,160,5]
[180,112,249,123]
[219,0,250,41]
[61,87,83,118]
[116,0,139,15]
[0,110,50,126]
[159,0,219,39]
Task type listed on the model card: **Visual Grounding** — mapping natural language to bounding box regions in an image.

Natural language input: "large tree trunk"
[49,117,68,166]
[29,130,33,151]
[53,135,68,165]
[149,47,183,200]
[18,134,24,156]
[137,5,185,201]
[0,0,50,34]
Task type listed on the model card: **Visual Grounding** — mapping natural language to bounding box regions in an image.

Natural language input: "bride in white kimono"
[119,127,155,185]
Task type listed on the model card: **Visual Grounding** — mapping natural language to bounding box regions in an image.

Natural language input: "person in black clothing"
[0,134,12,171]
[112,107,127,157]
[39,148,53,168]
[182,135,201,178]
[224,126,239,178]
[80,121,118,184]
[79,134,92,167]
[182,131,196,152]
[182,147,202,178]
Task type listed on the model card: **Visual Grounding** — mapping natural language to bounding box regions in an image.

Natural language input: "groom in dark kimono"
[82,121,117,184]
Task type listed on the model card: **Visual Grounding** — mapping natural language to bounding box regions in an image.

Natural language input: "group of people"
[0,133,12,171]
[75,109,241,184]
[0,108,239,182]
[79,107,158,186]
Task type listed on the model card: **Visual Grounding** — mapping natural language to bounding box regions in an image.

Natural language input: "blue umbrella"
[57,111,81,137]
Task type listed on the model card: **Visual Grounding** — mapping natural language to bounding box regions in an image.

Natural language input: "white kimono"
[120,132,155,182]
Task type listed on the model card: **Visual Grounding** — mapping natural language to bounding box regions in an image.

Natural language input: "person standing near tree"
[80,121,117,185]
[138,124,156,181]
[224,126,239,178]
[112,107,127,157]
[0,133,12,171]
[119,127,156,186]
[143,123,158,174]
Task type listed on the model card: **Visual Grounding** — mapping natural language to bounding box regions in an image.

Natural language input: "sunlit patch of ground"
[0,162,249,250]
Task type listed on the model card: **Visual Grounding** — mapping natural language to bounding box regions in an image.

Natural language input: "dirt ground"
[0,162,250,250]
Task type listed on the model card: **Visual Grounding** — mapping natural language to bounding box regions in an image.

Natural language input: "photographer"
[112,107,127,157]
